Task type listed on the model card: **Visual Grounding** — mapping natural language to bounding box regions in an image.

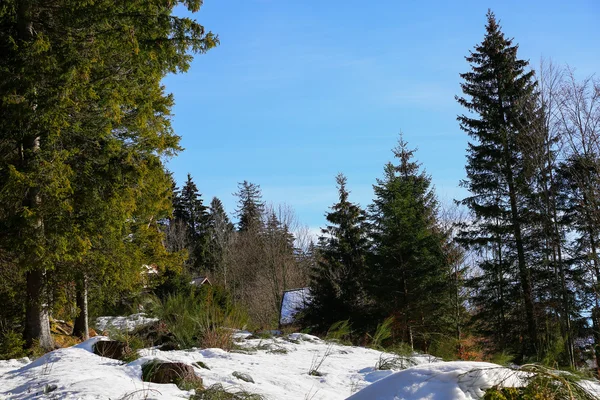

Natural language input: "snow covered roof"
[190,276,211,286]
[279,287,311,326]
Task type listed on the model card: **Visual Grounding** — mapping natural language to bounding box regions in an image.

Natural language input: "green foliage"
[375,353,416,370]
[304,174,369,333]
[149,286,248,350]
[456,10,545,359]
[367,135,454,350]
[388,342,415,358]
[0,0,217,347]
[0,329,26,360]
[368,317,394,350]
[234,181,265,233]
[490,351,516,367]
[191,384,266,400]
[326,320,352,343]
[483,365,598,400]
[170,174,210,274]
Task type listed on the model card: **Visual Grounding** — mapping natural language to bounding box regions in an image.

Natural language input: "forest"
[1,1,600,393]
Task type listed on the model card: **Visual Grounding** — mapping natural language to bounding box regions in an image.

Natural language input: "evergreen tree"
[0,0,217,347]
[305,173,369,331]
[206,196,234,280]
[234,181,265,232]
[368,136,452,351]
[173,174,209,273]
[456,11,540,357]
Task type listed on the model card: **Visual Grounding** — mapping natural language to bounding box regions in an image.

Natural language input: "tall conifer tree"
[0,0,218,347]
[456,10,540,356]
[235,181,265,233]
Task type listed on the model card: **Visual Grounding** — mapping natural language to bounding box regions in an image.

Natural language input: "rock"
[232,371,254,383]
[142,360,202,387]
[134,321,175,346]
[93,340,131,360]
[44,384,58,394]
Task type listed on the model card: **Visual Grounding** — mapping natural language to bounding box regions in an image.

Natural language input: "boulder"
[232,371,254,383]
[142,361,202,387]
[93,340,131,360]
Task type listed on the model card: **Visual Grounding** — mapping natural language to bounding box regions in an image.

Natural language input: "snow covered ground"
[1,316,600,399]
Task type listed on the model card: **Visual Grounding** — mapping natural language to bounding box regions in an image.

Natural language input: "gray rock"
[232,371,254,383]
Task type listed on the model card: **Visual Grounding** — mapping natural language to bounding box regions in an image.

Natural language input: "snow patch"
[95,313,158,332]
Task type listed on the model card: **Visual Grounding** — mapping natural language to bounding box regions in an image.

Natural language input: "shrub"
[191,383,265,400]
[150,286,248,350]
[483,364,598,400]
[368,317,394,350]
[325,320,352,344]
[0,329,26,360]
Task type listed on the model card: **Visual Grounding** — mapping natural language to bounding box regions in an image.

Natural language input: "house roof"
[190,276,211,286]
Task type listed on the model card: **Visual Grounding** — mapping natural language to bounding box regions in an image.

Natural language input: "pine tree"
[456,10,540,357]
[368,135,452,351]
[305,173,369,331]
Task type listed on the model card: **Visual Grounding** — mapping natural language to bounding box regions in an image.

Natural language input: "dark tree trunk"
[24,269,53,349]
[18,0,53,351]
[73,274,89,340]
[592,307,600,377]
[506,167,538,356]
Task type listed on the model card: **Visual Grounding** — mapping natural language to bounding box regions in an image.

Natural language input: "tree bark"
[73,274,89,340]
[24,269,53,349]
[17,0,54,350]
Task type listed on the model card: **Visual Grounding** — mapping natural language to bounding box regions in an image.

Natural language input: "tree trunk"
[592,307,600,377]
[507,179,538,357]
[73,274,89,340]
[24,269,53,349]
[18,0,53,351]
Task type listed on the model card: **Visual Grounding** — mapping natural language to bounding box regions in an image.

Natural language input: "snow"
[1,322,600,400]
[279,287,311,325]
[347,362,528,400]
[94,313,158,333]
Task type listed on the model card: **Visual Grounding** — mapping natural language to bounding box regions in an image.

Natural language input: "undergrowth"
[191,383,265,400]
[147,287,248,351]
[483,364,598,400]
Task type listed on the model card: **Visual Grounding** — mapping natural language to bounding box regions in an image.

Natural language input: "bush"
[0,329,26,360]
[483,365,598,400]
[191,383,265,400]
[326,320,352,344]
[368,317,394,350]
[149,286,248,350]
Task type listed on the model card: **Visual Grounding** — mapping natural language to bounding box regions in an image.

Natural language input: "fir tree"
[206,197,234,280]
[305,173,369,331]
[368,135,452,351]
[173,174,209,273]
[234,181,265,232]
[456,10,540,357]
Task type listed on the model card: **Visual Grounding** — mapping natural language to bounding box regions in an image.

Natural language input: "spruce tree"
[173,174,209,273]
[368,135,452,351]
[305,173,369,331]
[234,181,265,232]
[206,196,234,281]
[456,10,540,357]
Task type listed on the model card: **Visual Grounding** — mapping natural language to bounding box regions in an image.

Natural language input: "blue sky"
[163,0,599,234]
